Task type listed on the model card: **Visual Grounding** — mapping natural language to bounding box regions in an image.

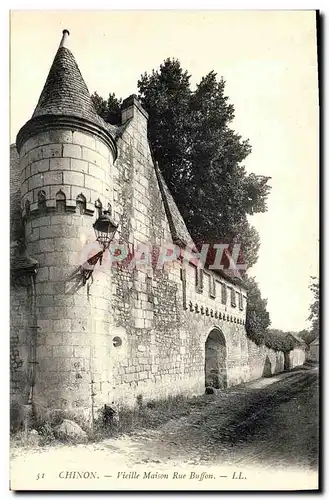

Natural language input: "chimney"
[121,94,148,129]
[59,29,70,49]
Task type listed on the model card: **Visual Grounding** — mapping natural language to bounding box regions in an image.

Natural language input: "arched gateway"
[205,328,227,389]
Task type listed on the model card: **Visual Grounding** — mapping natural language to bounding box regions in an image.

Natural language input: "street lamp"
[93,210,118,251]
[80,209,118,285]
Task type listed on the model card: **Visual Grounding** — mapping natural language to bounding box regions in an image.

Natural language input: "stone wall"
[10,282,31,404]
[289,347,306,368]
[104,98,250,407]
[247,339,306,379]
[247,339,285,379]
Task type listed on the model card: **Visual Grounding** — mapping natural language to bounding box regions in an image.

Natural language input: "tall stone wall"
[108,99,184,406]
[104,98,250,407]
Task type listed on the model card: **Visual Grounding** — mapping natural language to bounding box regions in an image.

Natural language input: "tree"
[307,276,319,342]
[138,61,271,268]
[245,276,271,345]
[91,91,122,125]
[265,329,298,352]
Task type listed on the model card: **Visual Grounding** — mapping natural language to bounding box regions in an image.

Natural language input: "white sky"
[9,10,319,332]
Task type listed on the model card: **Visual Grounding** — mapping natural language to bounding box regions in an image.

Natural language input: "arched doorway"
[205,329,227,389]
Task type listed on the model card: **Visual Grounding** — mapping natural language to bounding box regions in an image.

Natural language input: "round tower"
[16,30,117,424]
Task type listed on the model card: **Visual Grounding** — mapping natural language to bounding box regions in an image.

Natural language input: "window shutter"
[231,288,236,307]
[221,283,227,304]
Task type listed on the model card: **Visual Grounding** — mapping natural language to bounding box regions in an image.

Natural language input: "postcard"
[9,9,319,491]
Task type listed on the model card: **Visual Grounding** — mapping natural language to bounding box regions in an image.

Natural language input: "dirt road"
[10,366,319,491]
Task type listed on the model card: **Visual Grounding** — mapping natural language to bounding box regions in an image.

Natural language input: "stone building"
[308,337,319,363]
[10,30,251,425]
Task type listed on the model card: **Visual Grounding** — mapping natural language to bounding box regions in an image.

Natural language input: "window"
[56,190,66,213]
[113,336,122,347]
[239,293,244,311]
[37,190,47,214]
[209,276,216,298]
[221,283,227,305]
[25,200,30,216]
[231,288,236,307]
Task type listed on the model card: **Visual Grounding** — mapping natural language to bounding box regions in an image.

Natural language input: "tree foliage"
[245,276,271,345]
[91,59,271,269]
[265,329,298,352]
[138,61,271,268]
[298,329,314,346]
[307,276,319,341]
[91,91,122,125]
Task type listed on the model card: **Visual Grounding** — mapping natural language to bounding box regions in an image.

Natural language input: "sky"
[9,10,319,331]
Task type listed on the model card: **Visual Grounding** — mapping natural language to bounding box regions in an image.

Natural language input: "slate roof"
[32,45,109,131]
[286,333,306,346]
[216,266,246,287]
[154,162,194,248]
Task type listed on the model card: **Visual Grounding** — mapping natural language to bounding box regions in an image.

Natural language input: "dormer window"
[221,283,227,305]
[239,293,244,311]
[209,276,216,298]
[231,288,236,307]
[195,267,203,293]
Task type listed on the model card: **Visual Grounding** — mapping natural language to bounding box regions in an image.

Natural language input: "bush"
[264,329,298,352]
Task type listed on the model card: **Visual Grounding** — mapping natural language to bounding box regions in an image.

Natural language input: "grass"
[10,392,210,447]
[93,393,210,440]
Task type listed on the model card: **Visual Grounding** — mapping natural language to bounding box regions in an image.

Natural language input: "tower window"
[37,191,47,214]
[56,190,66,213]
[25,199,30,216]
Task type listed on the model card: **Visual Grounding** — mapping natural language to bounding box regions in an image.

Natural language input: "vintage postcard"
[9,10,319,491]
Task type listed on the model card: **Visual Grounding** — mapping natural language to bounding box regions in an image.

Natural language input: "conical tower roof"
[32,30,104,128]
[17,30,117,158]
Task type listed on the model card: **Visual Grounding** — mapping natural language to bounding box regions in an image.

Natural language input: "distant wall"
[247,339,306,380]
[247,339,284,380]
[307,345,319,362]
[289,347,306,368]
